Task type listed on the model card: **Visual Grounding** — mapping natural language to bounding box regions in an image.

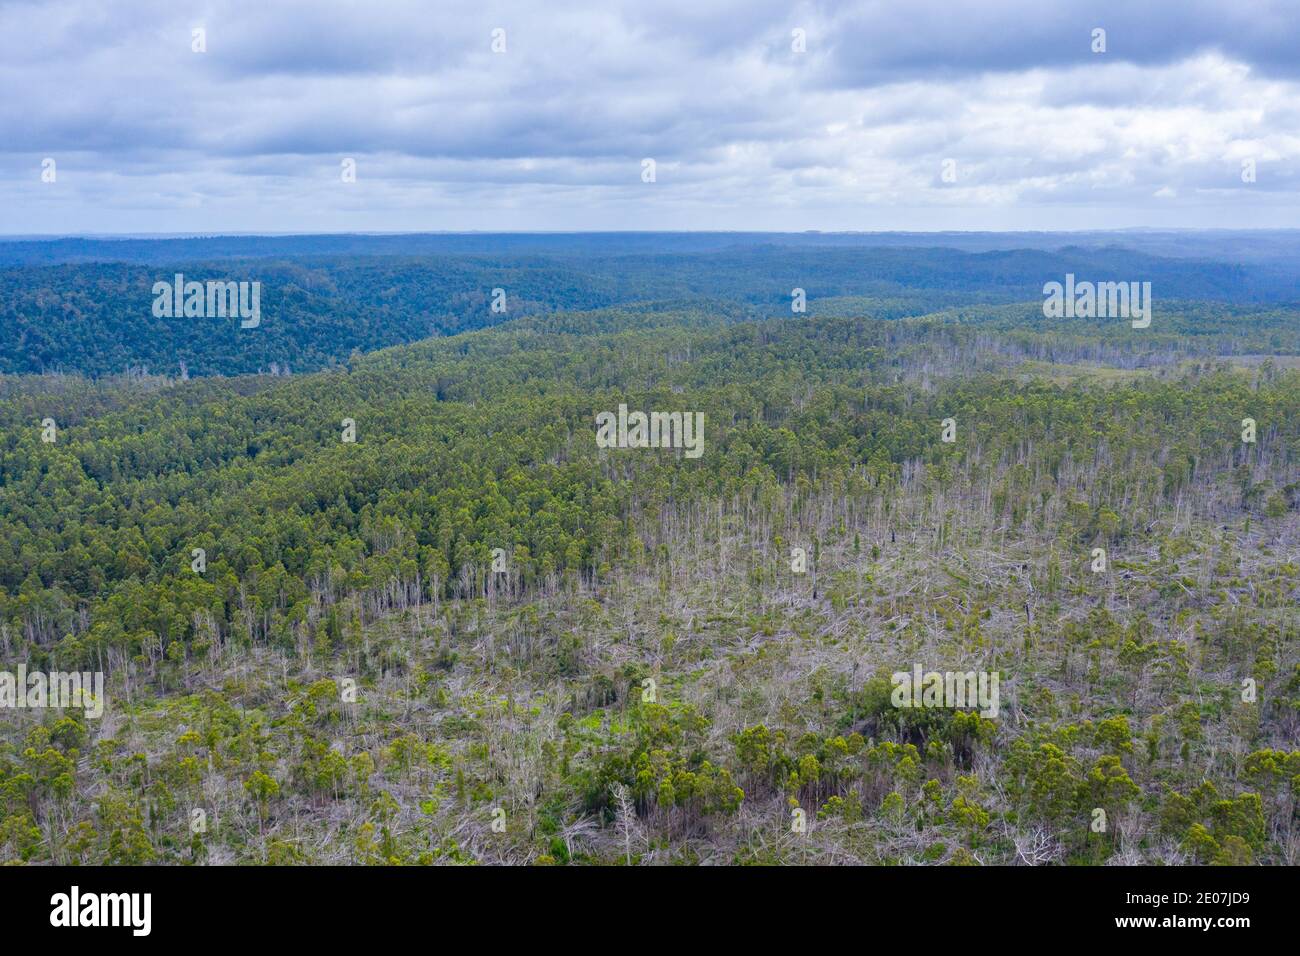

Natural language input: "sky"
[3,0,1299,234]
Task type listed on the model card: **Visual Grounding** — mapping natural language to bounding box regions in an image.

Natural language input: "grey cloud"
[0,0,1298,231]
[815,0,1300,86]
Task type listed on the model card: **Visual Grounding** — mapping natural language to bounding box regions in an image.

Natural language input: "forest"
[4,236,1299,378]
[0,237,1297,865]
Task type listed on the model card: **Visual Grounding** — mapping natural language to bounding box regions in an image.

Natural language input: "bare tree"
[610,782,640,866]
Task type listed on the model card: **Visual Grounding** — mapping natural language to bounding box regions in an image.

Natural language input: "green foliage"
[1,285,1297,865]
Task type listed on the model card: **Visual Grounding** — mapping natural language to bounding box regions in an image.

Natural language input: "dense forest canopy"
[2,235,1298,378]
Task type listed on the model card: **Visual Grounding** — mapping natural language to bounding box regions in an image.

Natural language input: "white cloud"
[1,0,1298,231]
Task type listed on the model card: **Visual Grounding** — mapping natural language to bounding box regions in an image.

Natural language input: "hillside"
[4,236,1299,378]
[2,307,1297,865]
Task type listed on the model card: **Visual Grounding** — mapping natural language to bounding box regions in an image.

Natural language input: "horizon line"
[4,227,1300,241]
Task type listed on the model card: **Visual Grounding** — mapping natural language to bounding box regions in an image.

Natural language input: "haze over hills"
[2,232,1298,378]
[5,229,1300,265]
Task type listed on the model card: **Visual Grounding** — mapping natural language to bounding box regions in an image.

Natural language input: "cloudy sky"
[3,0,1299,233]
